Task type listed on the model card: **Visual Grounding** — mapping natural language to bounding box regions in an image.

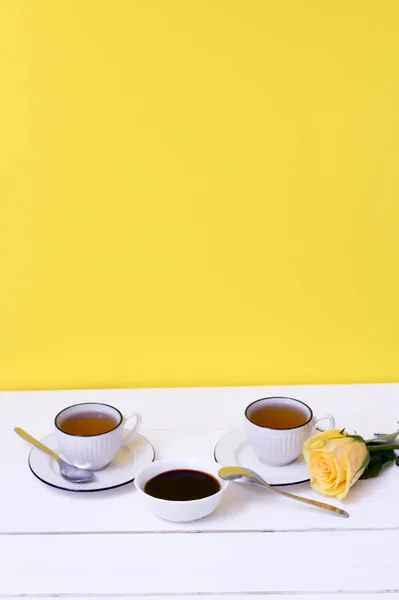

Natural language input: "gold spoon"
[218,465,349,518]
[15,427,94,483]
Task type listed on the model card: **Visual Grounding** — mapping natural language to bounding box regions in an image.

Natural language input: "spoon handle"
[14,427,60,461]
[266,483,349,518]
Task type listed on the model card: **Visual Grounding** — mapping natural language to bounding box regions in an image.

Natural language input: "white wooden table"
[2,383,399,599]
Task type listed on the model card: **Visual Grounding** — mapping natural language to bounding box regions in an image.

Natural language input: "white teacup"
[244,396,335,466]
[55,402,142,471]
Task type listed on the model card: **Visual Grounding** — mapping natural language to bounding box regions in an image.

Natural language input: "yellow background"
[0,1,398,391]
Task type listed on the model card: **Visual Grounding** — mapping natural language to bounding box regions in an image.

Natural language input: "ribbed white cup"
[55,402,142,471]
[244,397,334,466]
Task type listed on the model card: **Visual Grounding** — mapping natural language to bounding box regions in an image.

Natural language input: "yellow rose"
[303,429,369,500]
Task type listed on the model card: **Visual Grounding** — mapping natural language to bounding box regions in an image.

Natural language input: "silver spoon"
[14,427,95,483]
[218,466,349,519]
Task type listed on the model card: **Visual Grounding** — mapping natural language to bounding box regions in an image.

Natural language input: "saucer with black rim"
[28,430,155,492]
[214,427,310,486]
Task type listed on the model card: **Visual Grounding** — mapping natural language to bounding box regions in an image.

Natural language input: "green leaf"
[366,428,399,445]
[396,455,399,467]
[360,450,396,479]
[346,433,366,443]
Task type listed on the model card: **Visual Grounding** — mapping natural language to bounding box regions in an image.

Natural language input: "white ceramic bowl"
[135,458,229,522]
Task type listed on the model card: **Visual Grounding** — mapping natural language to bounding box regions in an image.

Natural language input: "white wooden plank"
[0,596,394,600]
[1,384,399,533]
[1,531,398,595]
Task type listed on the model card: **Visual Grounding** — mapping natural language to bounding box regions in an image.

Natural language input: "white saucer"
[28,431,155,492]
[214,427,310,486]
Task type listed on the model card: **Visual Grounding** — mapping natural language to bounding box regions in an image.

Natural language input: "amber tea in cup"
[249,403,307,429]
[59,411,118,436]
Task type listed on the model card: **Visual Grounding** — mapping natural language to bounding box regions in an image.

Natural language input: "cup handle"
[313,413,335,431]
[120,411,142,447]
